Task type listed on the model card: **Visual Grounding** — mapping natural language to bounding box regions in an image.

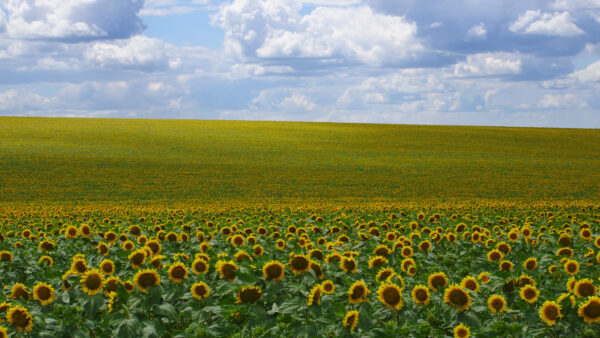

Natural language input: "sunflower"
[38,255,53,267]
[524,257,538,271]
[261,260,284,281]
[81,269,104,296]
[236,286,262,303]
[166,262,188,283]
[104,276,120,295]
[70,257,88,274]
[499,260,513,272]
[411,285,431,305]
[191,282,211,300]
[321,280,335,294]
[343,310,359,332]
[348,280,370,304]
[0,302,11,321]
[401,258,415,272]
[99,259,115,275]
[378,283,403,310]
[97,242,110,256]
[0,325,6,338]
[564,259,579,275]
[453,323,470,338]
[65,226,78,238]
[407,265,417,276]
[340,256,357,273]
[190,258,209,275]
[128,249,146,269]
[478,272,491,284]
[290,255,311,275]
[497,242,511,254]
[574,279,597,298]
[460,276,479,293]
[6,305,33,332]
[234,250,253,263]
[0,251,13,262]
[311,261,324,279]
[216,260,238,282]
[122,280,135,293]
[428,272,448,292]
[368,256,388,269]
[325,253,341,264]
[33,282,55,305]
[519,285,540,304]
[374,244,391,256]
[376,267,395,282]
[401,246,413,257]
[444,285,471,311]
[487,294,507,314]
[578,296,600,323]
[556,247,574,258]
[418,240,432,252]
[307,284,323,306]
[9,283,30,300]
[122,241,135,251]
[133,269,160,292]
[539,301,562,326]
[580,228,592,241]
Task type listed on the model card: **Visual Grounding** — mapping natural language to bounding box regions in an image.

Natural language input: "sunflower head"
[574,279,597,298]
[134,269,160,292]
[564,259,580,275]
[0,251,13,262]
[368,256,388,269]
[100,259,115,275]
[478,272,491,284]
[487,294,507,314]
[578,296,600,324]
[428,272,448,292]
[460,276,479,293]
[191,282,211,300]
[236,286,262,303]
[343,310,359,332]
[321,280,335,294]
[7,305,33,332]
[216,260,238,282]
[128,249,146,268]
[411,285,431,305]
[340,256,357,273]
[444,285,471,311]
[191,258,209,275]
[70,258,88,274]
[499,260,513,272]
[9,283,30,300]
[289,255,311,275]
[376,267,395,282]
[307,284,323,306]
[453,323,470,338]
[81,269,104,296]
[524,257,538,271]
[539,300,562,326]
[377,283,404,310]
[348,280,369,304]
[167,262,188,283]
[519,285,540,304]
[33,282,55,305]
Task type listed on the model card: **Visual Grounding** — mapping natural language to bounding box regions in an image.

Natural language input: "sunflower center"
[457,328,468,337]
[526,261,536,269]
[545,306,558,320]
[194,261,206,272]
[86,274,102,290]
[449,289,467,305]
[464,281,477,291]
[383,288,401,305]
[501,263,511,271]
[139,273,158,287]
[132,253,144,265]
[415,289,428,301]
[194,285,207,296]
[492,298,503,310]
[567,264,577,272]
[323,283,333,292]
[171,266,186,279]
[578,284,595,297]
[525,289,536,299]
[222,264,237,280]
[37,286,51,300]
[379,271,392,280]
[584,301,600,319]
[292,257,309,270]
[432,276,445,288]
[344,260,356,271]
[0,253,10,261]
[75,261,87,273]
[240,289,261,303]
[266,264,282,278]
[13,310,30,327]
[351,286,365,299]
[102,264,113,274]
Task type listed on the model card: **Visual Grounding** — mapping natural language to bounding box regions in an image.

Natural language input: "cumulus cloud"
[537,93,587,108]
[84,35,173,71]
[509,10,584,36]
[453,53,521,77]
[0,89,52,113]
[569,61,600,82]
[1,0,145,41]
[213,1,423,66]
[467,23,487,38]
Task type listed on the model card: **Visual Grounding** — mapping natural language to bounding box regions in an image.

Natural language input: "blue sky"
[1,0,600,128]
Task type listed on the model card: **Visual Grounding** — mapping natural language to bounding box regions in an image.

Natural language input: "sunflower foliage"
[0,204,599,337]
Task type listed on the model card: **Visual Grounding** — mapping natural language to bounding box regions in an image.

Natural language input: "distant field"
[1,117,599,207]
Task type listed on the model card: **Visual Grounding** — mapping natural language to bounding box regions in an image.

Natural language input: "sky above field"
[1,1,600,127]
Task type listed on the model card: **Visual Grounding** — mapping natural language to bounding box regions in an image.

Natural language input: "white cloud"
[453,53,521,77]
[509,10,584,36]
[29,56,76,70]
[537,93,587,108]
[84,35,171,70]
[213,1,423,66]
[569,61,600,82]
[0,89,52,112]
[467,22,487,38]
[1,0,144,41]
[551,0,600,10]
[280,93,315,112]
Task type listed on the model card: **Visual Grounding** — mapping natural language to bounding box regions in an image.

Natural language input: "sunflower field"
[1,204,600,337]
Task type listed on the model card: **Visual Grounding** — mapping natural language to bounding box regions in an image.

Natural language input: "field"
[1,117,600,337]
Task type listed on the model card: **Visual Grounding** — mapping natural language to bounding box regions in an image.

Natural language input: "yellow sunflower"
[487,294,507,314]
[70,257,88,274]
[236,286,262,303]
[133,269,160,292]
[348,280,370,304]
[7,305,33,332]
[524,257,538,271]
[378,283,404,310]
[33,282,55,305]
[307,284,322,306]
[343,310,359,332]
[38,255,53,267]
[9,283,30,300]
[499,260,513,272]
[574,279,597,298]
[411,285,431,305]
[340,256,357,273]
[444,285,471,311]
[539,301,562,326]
[216,260,238,282]
[99,259,115,275]
[376,267,395,282]
[289,255,311,275]
[564,259,580,275]
[0,251,13,262]
[578,296,600,324]
[478,272,491,284]
[191,282,211,300]
[428,272,448,292]
[368,256,388,269]
[128,249,146,269]
[321,280,335,294]
[453,323,470,338]
[519,285,540,304]
[167,262,188,283]
[81,269,104,296]
[460,276,479,293]
[191,258,209,275]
